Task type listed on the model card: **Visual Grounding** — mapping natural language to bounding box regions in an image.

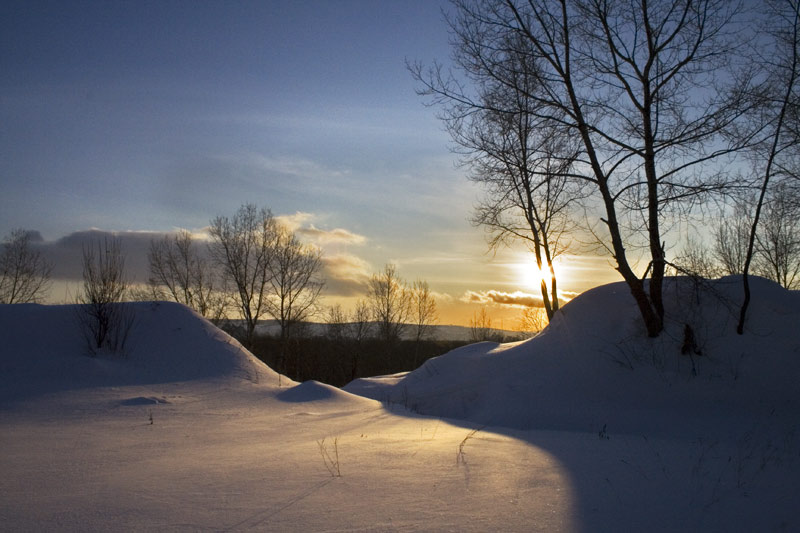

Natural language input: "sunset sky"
[1,0,620,326]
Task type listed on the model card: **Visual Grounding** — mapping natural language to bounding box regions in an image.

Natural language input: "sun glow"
[516,257,560,291]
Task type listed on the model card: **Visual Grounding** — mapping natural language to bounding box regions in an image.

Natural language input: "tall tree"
[417,0,754,337]
[713,201,752,276]
[367,264,411,345]
[209,204,278,348]
[410,279,438,366]
[0,229,52,304]
[410,279,438,344]
[266,225,325,372]
[413,23,583,321]
[738,0,800,332]
[148,230,226,321]
[755,184,800,289]
[75,237,133,355]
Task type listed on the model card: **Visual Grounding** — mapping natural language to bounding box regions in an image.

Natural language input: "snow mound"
[276,379,375,406]
[0,301,288,403]
[345,277,800,433]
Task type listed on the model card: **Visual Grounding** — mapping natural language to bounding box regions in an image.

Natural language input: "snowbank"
[345,277,800,433]
[0,301,288,404]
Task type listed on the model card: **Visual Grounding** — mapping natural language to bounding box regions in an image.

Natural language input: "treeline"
[244,333,470,387]
[221,322,530,387]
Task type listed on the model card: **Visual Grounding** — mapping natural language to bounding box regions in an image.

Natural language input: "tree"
[147,230,227,322]
[417,0,754,337]
[713,201,752,276]
[518,306,548,337]
[469,123,581,321]
[412,17,583,321]
[673,237,720,280]
[75,237,134,355]
[347,299,373,344]
[469,306,498,342]
[410,279,438,343]
[0,229,52,304]
[367,264,411,345]
[738,0,800,332]
[755,185,800,289]
[266,224,325,372]
[410,279,438,366]
[326,299,372,381]
[209,204,278,348]
[325,303,349,342]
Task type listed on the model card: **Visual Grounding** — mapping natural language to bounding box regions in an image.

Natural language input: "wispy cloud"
[276,212,368,247]
[299,226,367,246]
[234,154,350,181]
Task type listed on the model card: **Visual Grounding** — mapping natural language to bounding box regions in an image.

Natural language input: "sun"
[516,257,559,290]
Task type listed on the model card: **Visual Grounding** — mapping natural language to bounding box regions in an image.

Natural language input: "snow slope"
[2,279,799,531]
[346,277,800,434]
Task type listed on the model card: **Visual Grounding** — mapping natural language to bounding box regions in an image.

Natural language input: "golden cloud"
[461,289,575,308]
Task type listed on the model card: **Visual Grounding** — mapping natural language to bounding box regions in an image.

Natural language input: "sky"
[1,0,619,326]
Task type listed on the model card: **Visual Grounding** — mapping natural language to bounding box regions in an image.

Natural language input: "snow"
[2,277,799,531]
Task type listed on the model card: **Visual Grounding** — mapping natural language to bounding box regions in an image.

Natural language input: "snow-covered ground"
[2,277,798,531]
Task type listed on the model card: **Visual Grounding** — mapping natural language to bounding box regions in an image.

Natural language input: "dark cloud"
[37,229,375,300]
[38,229,186,283]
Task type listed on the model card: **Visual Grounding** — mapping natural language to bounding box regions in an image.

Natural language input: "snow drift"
[346,276,800,434]
[0,301,288,405]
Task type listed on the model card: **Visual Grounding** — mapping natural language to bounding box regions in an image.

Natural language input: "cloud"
[234,154,350,182]
[36,228,214,283]
[321,253,373,297]
[297,226,367,246]
[461,289,576,308]
[275,212,315,232]
[462,290,545,308]
[276,212,367,247]
[36,229,162,282]
[38,222,372,294]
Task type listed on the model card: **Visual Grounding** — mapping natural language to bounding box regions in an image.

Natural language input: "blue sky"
[1,0,615,325]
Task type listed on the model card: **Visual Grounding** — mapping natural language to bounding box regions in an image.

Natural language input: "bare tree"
[755,185,800,289]
[411,279,438,343]
[416,0,755,337]
[325,303,349,342]
[0,229,52,304]
[410,279,438,366]
[76,237,134,355]
[469,306,497,342]
[266,225,325,373]
[469,125,582,321]
[713,201,753,275]
[673,237,721,280]
[326,299,372,381]
[518,306,548,337]
[738,0,800,332]
[148,230,228,322]
[367,264,411,345]
[209,204,278,348]
[412,19,583,321]
[348,299,373,343]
